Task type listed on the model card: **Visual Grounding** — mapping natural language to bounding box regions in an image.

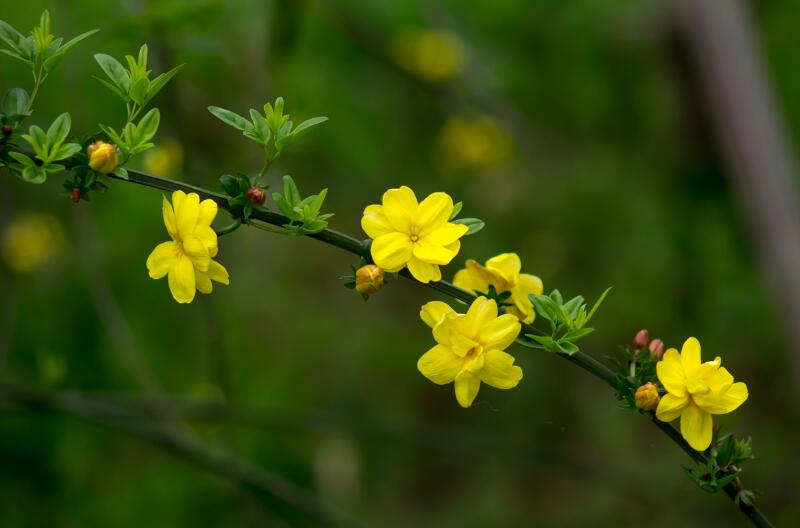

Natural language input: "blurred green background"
[1,0,798,526]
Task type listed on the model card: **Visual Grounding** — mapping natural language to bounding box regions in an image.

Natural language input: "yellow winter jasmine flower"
[453,253,542,323]
[418,296,522,408]
[361,186,468,283]
[655,337,748,451]
[146,191,229,303]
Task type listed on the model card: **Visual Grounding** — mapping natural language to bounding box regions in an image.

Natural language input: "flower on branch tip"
[146,191,229,303]
[418,296,522,408]
[655,337,748,451]
[361,186,468,283]
[87,141,119,174]
[453,253,543,323]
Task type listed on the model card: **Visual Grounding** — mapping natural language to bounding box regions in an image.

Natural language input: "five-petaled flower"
[453,252,542,323]
[655,337,748,451]
[418,296,523,407]
[361,186,468,283]
[146,191,229,303]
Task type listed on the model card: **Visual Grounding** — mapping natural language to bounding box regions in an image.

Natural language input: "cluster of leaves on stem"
[610,345,659,410]
[685,434,757,505]
[272,175,333,235]
[7,113,80,183]
[524,288,610,354]
[219,172,267,221]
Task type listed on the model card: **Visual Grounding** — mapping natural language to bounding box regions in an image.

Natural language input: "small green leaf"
[219,174,240,197]
[21,165,47,183]
[282,175,301,205]
[135,108,160,144]
[93,75,126,99]
[272,194,297,219]
[8,151,36,167]
[449,201,463,220]
[94,53,131,93]
[452,217,485,236]
[292,116,327,136]
[144,64,183,104]
[2,88,30,116]
[561,327,595,342]
[46,112,71,147]
[585,287,612,325]
[129,77,149,106]
[112,167,129,180]
[51,142,81,161]
[208,106,251,132]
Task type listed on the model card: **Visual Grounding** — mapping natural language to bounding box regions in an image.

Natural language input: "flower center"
[410,234,419,242]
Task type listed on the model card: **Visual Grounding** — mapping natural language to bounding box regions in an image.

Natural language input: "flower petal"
[420,301,456,328]
[454,371,481,408]
[407,256,442,283]
[655,392,689,422]
[197,199,218,228]
[480,349,523,389]
[182,236,210,271]
[463,297,497,336]
[206,259,230,285]
[694,380,748,414]
[361,204,394,239]
[146,241,178,279]
[412,241,457,265]
[423,222,468,246]
[416,192,453,233]
[418,344,461,384]
[381,186,417,232]
[478,314,521,350]
[162,196,178,239]
[195,226,218,257]
[657,348,686,396]
[167,254,196,303]
[486,253,521,283]
[176,192,200,241]
[453,265,489,294]
[680,402,713,451]
[195,270,213,294]
[371,232,413,272]
[680,337,702,375]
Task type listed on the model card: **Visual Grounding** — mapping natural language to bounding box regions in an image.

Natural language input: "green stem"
[215,220,242,237]
[17,149,774,528]
[25,70,47,114]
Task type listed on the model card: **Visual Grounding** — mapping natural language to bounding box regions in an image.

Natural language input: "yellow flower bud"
[355,264,384,295]
[635,382,660,411]
[87,141,119,173]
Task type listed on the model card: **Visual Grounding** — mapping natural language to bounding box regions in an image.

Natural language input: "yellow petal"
[511,274,542,323]
[486,253,521,283]
[162,196,178,239]
[167,254,196,303]
[655,392,689,422]
[371,232,413,272]
[176,192,200,241]
[657,348,686,396]
[515,273,543,296]
[182,236,210,271]
[480,349,523,389]
[423,222,468,246]
[420,301,456,328]
[464,297,497,335]
[407,256,441,283]
[694,381,748,415]
[361,204,394,239]
[477,314,521,350]
[680,403,713,451]
[454,371,480,408]
[197,198,218,228]
[418,344,461,384]
[171,190,187,216]
[206,259,230,285]
[453,265,489,294]
[195,269,213,294]
[195,226,218,257]
[146,241,179,279]
[680,337,702,375]
[412,241,457,265]
[416,192,453,233]
[703,366,734,391]
[381,186,417,232]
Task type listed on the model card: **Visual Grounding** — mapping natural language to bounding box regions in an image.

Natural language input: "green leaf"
[43,163,65,174]
[530,294,558,323]
[129,77,149,106]
[2,88,29,116]
[219,174,240,197]
[8,151,36,167]
[94,53,131,93]
[51,142,81,161]
[272,194,297,219]
[561,327,595,342]
[98,124,124,146]
[449,201,463,220]
[42,28,98,72]
[93,76,126,99]
[112,167,129,180]
[145,64,183,104]
[135,108,160,144]
[715,435,736,468]
[557,340,580,355]
[282,175,301,205]
[248,108,270,144]
[292,116,328,136]
[208,106,251,132]
[21,165,47,184]
[46,112,71,146]
[562,295,585,319]
[0,20,24,51]
[586,287,612,325]
[0,48,33,67]
[452,217,485,236]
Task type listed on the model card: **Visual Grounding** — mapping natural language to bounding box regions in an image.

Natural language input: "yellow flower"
[143,139,183,176]
[390,29,465,82]
[87,141,119,174]
[655,337,748,451]
[361,186,468,283]
[2,213,64,274]
[453,253,542,323]
[436,115,512,171]
[418,296,522,407]
[146,191,229,303]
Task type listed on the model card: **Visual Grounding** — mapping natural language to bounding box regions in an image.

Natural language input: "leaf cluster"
[525,288,611,355]
[272,175,333,235]
[100,108,160,159]
[685,435,755,498]
[7,113,80,183]
[220,173,267,221]
[609,345,659,410]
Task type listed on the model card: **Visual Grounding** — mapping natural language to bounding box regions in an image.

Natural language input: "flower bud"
[2,124,12,137]
[648,338,665,360]
[70,188,81,203]
[87,141,119,174]
[632,328,650,350]
[355,264,384,294]
[247,186,266,205]
[634,382,660,411]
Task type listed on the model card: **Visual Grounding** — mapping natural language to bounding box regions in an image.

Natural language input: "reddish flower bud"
[2,124,12,137]
[355,264,384,294]
[247,186,266,205]
[648,338,665,360]
[632,329,650,350]
[70,188,82,203]
[634,382,660,411]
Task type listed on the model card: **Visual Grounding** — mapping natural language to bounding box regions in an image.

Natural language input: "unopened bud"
[634,382,660,411]
[247,186,266,205]
[648,338,665,360]
[355,264,384,295]
[70,188,81,203]
[2,124,12,137]
[632,328,650,350]
[87,141,119,174]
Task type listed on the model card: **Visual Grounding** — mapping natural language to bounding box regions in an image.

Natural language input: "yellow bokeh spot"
[390,29,466,82]
[143,139,184,176]
[2,214,65,274]
[436,115,513,171]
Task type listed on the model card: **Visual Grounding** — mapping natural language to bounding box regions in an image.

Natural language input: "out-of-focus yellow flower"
[655,337,748,451]
[390,29,465,82]
[453,253,542,323]
[436,115,512,171]
[87,141,119,174]
[418,296,522,408]
[361,186,468,283]
[635,382,660,411]
[146,191,229,303]
[143,139,183,176]
[2,214,64,274]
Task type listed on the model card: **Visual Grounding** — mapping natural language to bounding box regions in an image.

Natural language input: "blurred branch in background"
[666,0,800,398]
